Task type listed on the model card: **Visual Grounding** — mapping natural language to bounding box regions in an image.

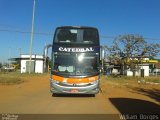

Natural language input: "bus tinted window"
[54,28,99,44]
[53,52,99,76]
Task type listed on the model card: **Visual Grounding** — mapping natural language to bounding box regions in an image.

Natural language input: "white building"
[125,57,149,77]
[126,64,149,77]
[21,55,44,73]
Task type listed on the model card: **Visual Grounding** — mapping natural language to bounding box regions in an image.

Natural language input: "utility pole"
[29,0,36,74]
[18,48,22,56]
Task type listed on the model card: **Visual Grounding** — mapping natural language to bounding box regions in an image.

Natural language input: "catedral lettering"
[50,26,100,95]
[58,47,94,52]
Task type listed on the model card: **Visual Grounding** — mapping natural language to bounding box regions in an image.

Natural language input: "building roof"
[9,54,45,61]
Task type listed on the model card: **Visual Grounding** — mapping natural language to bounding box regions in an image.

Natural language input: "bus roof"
[56,26,98,30]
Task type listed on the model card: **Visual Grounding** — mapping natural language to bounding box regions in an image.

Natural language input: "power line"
[100,35,160,40]
[0,29,53,36]
[0,28,160,40]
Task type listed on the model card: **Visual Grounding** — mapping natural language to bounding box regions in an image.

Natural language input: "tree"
[106,34,160,77]
[141,43,160,57]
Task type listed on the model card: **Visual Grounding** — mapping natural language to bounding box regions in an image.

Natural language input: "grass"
[0,77,22,84]
[0,72,49,84]
[0,72,159,85]
[102,74,160,84]
[100,75,160,90]
[145,77,160,83]
[0,72,22,84]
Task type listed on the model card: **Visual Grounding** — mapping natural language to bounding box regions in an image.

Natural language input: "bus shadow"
[109,98,160,114]
[52,93,95,97]
[130,87,160,103]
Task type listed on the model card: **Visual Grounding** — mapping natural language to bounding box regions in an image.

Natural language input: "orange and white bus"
[50,26,100,95]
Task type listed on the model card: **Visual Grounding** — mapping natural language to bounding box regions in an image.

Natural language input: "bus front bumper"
[50,78,99,94]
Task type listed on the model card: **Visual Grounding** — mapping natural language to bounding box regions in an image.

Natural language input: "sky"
[0,0,160,63]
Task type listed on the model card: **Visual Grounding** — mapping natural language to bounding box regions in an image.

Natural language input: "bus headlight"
[89,80,98,84]
[50,78,59,84]
[78,54,84,62]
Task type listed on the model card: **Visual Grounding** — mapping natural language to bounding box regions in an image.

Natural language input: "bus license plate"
[70,89,79,93]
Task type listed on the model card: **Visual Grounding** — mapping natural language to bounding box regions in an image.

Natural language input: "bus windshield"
[52,52,99,76]
[54,28,99,45]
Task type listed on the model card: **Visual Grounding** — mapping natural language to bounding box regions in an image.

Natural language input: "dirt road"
[0,74,159,115]
[0,74,118,114]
